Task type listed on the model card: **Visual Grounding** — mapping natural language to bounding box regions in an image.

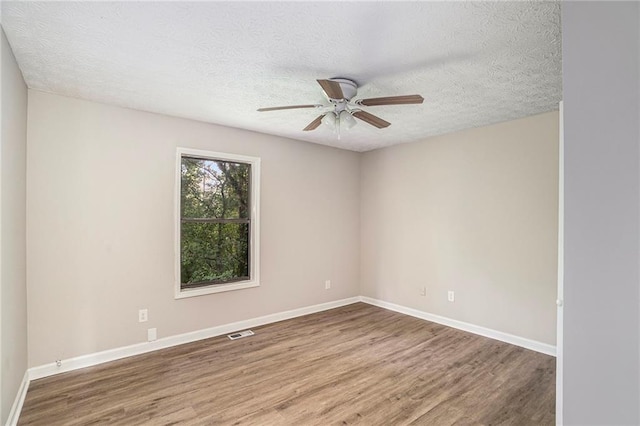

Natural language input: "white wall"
[360,112,559,345]
[562,2,640,425]
[26,91,361,367]
[0,27,28,424]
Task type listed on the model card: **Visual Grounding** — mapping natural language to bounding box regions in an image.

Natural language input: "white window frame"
[175,147,260,299]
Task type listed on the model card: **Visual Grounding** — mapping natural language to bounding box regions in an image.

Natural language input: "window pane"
[181,157,250,219]
[181,222,249,287]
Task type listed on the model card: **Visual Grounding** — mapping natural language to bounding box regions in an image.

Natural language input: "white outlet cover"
[148,328,157,342]
[139,309,148,322]
[325,280,331,289]
[448,291,455,302]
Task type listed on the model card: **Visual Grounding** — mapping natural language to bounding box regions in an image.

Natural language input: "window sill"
[175,280,259,299]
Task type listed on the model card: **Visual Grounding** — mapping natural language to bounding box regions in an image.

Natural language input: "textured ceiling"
[1,1,561,152]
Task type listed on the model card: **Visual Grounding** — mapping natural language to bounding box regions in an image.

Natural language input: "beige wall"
[26,91,361,367]
[26,89,558,368]
[1,27,28,423]
[360,112,559,345]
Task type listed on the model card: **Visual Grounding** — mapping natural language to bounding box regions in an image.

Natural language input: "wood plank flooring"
[19,303,555,425]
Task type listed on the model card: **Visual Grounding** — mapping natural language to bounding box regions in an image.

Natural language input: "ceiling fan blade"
[257,104,320,112]
[317,79,344,100]
[352,110,391,129]
[303,115,324,131]
[358,95,424,107]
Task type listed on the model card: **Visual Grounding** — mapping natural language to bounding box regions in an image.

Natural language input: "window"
[176,148,260,298]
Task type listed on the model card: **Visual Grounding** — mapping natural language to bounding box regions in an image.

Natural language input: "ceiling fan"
[257,78,424,134]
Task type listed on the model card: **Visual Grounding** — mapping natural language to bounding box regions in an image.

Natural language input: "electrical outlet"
[448,291,455,302]
[148,328,157,342]
[420,286,426,296]
[325,280,331,290]
[139,309,148,322]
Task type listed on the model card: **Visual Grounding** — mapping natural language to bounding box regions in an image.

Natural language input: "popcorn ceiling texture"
[1,1,561,152]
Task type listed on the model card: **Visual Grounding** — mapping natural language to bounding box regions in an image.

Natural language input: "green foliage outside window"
[180,156,250,287]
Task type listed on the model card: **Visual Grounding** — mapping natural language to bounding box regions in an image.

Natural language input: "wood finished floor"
[19,303,555,425]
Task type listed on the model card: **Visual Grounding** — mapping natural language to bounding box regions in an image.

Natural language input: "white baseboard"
[5,370,29,426]
[29,296,361,381]
[360,296,556,356]
[27,295,555,382]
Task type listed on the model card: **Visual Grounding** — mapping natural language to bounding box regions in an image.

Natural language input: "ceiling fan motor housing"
[327,78,358,101]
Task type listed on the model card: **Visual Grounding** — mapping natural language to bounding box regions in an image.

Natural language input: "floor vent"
[227,330,255,340]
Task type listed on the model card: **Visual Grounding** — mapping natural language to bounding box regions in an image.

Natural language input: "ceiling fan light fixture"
[321,112,337,129]
[340,110,357,130]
